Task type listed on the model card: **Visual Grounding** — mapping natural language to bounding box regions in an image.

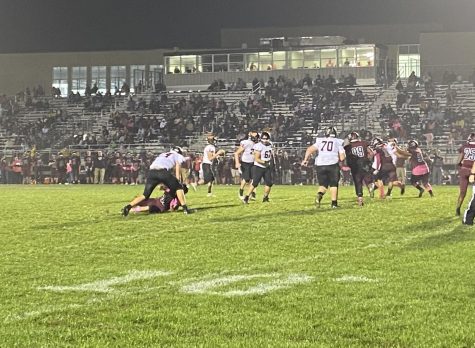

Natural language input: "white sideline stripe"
[181,273,313,296]
[334,275,378,283]
[38,270,172,293]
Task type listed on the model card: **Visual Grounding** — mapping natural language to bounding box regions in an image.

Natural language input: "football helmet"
[325,126,338,138]
[171,146,183,155]
[207,135,217,145]
[408,140,419,148]
[348,131,360,141]
[261,131,271,145]
[371,137,384,147]
[467,133,475,144]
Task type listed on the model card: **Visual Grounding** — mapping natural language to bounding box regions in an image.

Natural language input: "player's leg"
[315,166,328,207]
[353,170,364,206]
[421,173,434,197]
[463,186,475,225]
[123,170,160,216]
[262,168,273,202]
[243,167,264,203]
[411,174,425,197]
[457,168,470,216]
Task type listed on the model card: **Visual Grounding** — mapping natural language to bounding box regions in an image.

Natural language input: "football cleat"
[456,207,461,216]
[121,205,131,217]
[400,185,405,195]
[418,188,424,198]
[250,192,257,201]
[357,197,364,207]
[262,196,270,203]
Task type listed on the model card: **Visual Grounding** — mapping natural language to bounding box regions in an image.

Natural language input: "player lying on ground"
[122,147,191,216]
[130,184,189,214]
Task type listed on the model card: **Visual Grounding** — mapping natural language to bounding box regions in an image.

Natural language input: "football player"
[344,131,374,206]
[456,133,475,216]
[302,126,345,208]
[395,140,434,197]
[198,135,225,197]
[131,184,189,214]
[462,161,475,225]
[242,132,274,203]
[371,137,403,198]
[234,131,259,199]
[122,146,191,216]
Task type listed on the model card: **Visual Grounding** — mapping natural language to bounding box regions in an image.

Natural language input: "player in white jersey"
[302,126,345,208]
[234,131,259,199]
[243,132,274,203]
[122,146,191,216]
[197,135,224,196]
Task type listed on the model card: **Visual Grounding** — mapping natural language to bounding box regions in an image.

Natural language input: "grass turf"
[0,184,474,347]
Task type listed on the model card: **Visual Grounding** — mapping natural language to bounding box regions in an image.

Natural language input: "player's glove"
[373,170,379,175]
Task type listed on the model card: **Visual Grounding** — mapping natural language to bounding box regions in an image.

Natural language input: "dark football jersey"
[458,143,475,169]
[408,148,427,169]
[345,140,369,166]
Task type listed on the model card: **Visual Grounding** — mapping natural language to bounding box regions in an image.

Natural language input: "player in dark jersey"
[344,132,374,206]
[395,140,433,197]
[456,133,475,216]
[370,138,399,199]
[131,185,188,215]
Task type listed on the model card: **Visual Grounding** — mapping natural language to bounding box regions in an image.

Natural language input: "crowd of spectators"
[383,71,474,151]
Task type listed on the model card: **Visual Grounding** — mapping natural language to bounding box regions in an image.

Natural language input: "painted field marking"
[38,270,172,293]
[334,275,378,283]
[181,273,314,296]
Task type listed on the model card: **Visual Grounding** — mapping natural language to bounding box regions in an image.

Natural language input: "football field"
[1,184,474,347]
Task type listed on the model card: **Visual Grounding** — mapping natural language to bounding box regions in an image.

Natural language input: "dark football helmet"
[408,140,419,148]
[207,135,217,145]
[261,131,271,145]
[467,133,475,143]
[325,126,338,138]
[371,137,384,147]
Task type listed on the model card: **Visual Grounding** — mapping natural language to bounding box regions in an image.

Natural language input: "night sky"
[0,0,474,53]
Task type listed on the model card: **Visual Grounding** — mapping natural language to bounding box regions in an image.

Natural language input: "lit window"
[52,67,68,96]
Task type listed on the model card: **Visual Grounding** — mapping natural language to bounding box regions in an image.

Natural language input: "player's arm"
[175,161,181,180]
[301,145,317,166]
[234,146,244,168]
[209,149,225,161]
[253,150,266,166]
[395,146,411,158]
[456,152,464,166]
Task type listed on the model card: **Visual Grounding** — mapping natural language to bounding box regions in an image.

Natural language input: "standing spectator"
[70,151,81,184]
[11,156,23,184]
[56,153,67,184]
[431,150,444,185]
[94,151,106,184]
[281,151,292,185]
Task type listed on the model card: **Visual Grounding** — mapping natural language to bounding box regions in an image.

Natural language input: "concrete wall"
[221,23,443,48]
[0,49,166,95]
[420,32,475,80]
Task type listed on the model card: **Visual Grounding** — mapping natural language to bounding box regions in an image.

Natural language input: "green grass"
[1,184,474,347]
